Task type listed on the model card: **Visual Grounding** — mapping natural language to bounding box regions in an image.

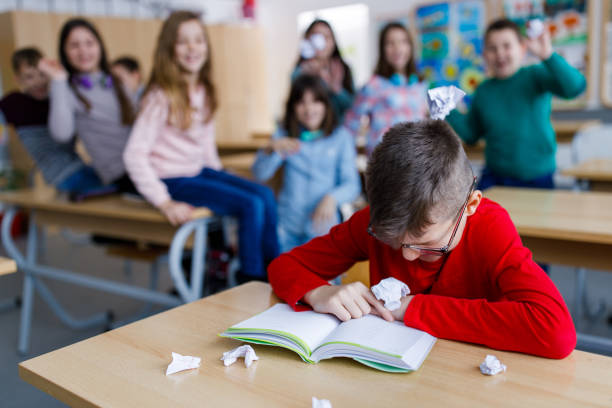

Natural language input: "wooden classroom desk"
[18,282,612,407]
[0,256,17,276]
[220,152,256,179]
[562,159,612,192]
[485,187,612,271]
[0,189,218,355]
[551,119,602,143]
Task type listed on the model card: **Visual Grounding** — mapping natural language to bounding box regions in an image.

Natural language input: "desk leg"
[169,217,213,302]
[574,268,606,329]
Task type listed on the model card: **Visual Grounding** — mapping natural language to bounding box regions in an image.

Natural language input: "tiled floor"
[0,231,611,407]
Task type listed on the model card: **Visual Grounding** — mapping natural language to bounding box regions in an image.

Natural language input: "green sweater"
[447,53,586,181]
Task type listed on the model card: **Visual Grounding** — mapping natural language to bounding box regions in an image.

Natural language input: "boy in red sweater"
[268,120,575,359]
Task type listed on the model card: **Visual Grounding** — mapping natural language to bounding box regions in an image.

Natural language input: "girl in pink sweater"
[123,11,278,279]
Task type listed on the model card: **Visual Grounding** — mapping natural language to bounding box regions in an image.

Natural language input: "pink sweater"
[123,87,222,207]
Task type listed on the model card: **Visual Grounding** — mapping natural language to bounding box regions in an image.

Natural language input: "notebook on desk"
[220,303,436,373]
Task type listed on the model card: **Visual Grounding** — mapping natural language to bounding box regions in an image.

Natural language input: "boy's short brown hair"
[484,18,522,44]
[11,47,43,73]
[365,120,474,246]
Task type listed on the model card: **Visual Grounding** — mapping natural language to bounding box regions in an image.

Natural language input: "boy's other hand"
[269,137,300,156]
[160,199,195,226]
[303,282,394,322]
[38,58,68,81]
[526,28,553,61]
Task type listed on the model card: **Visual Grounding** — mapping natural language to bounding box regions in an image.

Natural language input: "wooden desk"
[0,256,17,276]
[217,136,269,155]
[461,120,601,162]
[552,119,602,143]
[0,190,221,354]
[562,159,612,192]
[485,187,612,271]
[220,152,256,178]
[19,282,612,407]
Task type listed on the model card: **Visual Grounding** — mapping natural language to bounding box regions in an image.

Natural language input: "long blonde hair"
[145,11,217,129]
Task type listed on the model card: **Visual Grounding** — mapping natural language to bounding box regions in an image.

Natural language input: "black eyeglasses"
[368,176,477,256]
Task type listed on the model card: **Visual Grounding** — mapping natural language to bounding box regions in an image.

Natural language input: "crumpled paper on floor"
[371,277,410,311]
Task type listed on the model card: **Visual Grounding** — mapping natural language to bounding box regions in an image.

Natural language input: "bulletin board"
[601,0,612,107]
[412,1,491,106]
[502,0,593,109]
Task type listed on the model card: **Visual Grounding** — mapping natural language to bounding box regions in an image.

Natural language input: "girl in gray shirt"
[40,18,138,193]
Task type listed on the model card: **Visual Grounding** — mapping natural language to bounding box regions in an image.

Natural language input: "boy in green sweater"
[447,18,586,190]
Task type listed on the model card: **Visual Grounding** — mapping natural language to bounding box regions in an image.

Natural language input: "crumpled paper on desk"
[427,85,466,120]
[221,345,259,367]
[526,19,544,39]
[312,397,333,408]
[166,352,201,375]
[479,354,506,375]
[371,277,410,311]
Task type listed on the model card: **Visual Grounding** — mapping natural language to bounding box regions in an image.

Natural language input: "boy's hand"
[38,58,68,81]
[312,194,336,231]
[526,27,553,61]
[269,137,300,156]
[389,295,414,321]
[160,199,195,226]
[303,282,394,322]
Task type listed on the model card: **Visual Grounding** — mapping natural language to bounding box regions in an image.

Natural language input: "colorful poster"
[503,0,590,108]
[414,1,486,105]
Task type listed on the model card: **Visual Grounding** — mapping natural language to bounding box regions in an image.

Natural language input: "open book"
[220,304,437,373]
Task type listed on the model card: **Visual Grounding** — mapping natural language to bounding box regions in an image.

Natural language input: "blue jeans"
[56,166,111,194]
[478,167,554,191]
[163,168,279,278]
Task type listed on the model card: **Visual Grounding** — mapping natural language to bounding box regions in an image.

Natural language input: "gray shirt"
[48,74,134,184]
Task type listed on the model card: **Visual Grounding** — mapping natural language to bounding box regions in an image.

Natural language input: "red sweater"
[268,198,576,359]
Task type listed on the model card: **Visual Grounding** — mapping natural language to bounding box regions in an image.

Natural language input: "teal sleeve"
[446,104,483,145]
[534,52,587,99]
[332,88,355,119]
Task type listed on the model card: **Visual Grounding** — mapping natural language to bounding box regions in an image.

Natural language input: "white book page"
[230,304,340,353]
[317,315,435,359]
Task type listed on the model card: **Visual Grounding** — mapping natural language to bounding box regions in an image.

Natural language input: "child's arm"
[269,207,372,307]
[251,129,297,182]
[123,90,173,209]
[528,31,586,98]
[38,59,76,143]
[445,98,484,145]
[402,208,576,359]
[328,128,361,205]
[342,80,374,137]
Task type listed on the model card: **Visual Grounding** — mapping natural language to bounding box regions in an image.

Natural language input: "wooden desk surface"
[0,190,212,246]
[19,282,612,407]
[562,159,612,182]
[220,152,256,172]
[485,187,612,270]
[0,256,17,276]
[0,190,212,223]
[552,119,602,142]
[485,187,612,245]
